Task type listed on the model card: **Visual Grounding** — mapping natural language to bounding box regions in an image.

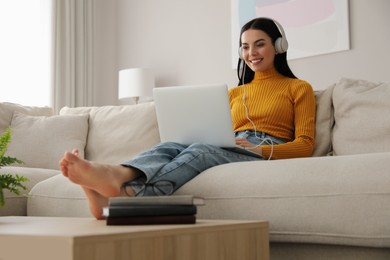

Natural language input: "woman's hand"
[235,138,263,155]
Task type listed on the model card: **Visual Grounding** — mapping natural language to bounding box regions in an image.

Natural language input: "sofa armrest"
[0,167,59,216]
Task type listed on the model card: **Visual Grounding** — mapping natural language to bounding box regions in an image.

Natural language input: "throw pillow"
[60,102,160,164]
[312,84,335,156]
[0,102,53,135]
[332,78,390,155]
[6,112,89,170]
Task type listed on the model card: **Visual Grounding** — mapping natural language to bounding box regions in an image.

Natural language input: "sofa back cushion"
[6,112,89,169]
[0,102,53,135]
[60,102,160,164]
[332,78,390,155]
[312,84,335,156]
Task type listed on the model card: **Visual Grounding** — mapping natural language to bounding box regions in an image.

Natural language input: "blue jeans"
[121,131,286,196]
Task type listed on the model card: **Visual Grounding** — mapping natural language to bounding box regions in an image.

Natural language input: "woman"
[60,17,316,219]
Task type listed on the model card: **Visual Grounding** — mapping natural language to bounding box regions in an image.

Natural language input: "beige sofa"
[1,78,390,259]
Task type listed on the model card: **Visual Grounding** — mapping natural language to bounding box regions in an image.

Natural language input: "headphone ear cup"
[274,33,288,53]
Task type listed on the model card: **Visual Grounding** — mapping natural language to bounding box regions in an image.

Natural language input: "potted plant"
[0,128,28,207]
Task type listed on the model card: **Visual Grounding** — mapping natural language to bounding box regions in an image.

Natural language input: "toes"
[72,148,80,157]
[61,166,69,177]
[65,151,79,162]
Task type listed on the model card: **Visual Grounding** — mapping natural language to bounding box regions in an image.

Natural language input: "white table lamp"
[118,68,155,104]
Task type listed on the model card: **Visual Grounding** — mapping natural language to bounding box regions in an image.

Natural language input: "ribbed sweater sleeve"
[229,68,316,159]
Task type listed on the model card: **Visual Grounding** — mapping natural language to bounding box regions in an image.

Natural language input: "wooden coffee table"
[0,217,269,260]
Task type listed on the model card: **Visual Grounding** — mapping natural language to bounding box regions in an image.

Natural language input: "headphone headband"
[270,18,288,54]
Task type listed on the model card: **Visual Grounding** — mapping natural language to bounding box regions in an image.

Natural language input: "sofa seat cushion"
[176,152,390,248]
[28,174,90,217]
[60,102,160,164]
[0,167,59,216]
[332,78,390,155]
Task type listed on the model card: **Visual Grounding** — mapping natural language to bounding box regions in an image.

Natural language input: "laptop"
[153,84,263,158]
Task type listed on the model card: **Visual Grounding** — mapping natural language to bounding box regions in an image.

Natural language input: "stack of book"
[103,195,204,225]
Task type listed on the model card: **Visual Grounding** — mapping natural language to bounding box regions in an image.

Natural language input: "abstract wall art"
[231,0,350,65]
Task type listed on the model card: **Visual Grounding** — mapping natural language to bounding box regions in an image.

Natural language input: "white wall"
[93,0,390,105]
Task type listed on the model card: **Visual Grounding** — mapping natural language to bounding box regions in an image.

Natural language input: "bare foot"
[60,150,139,197]
[59,150,141,219]
[82,186,109,219]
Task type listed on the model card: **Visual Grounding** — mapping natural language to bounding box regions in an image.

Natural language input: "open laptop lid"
[153,84,236,147]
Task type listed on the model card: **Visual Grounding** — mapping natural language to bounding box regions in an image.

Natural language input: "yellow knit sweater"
[229,68,316,159]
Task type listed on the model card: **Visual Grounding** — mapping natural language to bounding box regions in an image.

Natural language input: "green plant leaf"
[0,174,29,195]
[0,127,11,159]
[0,156,23,167]
[0,188,4,207]
[0,127,28,199]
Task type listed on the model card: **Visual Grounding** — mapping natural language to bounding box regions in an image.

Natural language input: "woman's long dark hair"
[237,17,296,86]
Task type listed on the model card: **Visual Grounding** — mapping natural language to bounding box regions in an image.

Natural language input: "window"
[0,0,51,107]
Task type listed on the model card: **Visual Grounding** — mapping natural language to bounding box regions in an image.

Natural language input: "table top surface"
[0,216,268,238]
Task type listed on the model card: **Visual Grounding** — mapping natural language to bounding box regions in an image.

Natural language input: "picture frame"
[231,0,350,66]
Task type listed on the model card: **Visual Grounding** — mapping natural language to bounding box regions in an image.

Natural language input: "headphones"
[238,18,288,59]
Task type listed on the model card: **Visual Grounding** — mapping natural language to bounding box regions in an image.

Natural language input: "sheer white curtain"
[51,0,94,112]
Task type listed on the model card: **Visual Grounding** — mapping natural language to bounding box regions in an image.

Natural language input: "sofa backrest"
[3,77,388,169]
[0,102,53,135]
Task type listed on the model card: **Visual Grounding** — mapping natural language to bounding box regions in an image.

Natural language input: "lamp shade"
[118,68,154,100]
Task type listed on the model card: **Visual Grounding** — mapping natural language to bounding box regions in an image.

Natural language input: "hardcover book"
[106,214,196,225]
[108,195,205,207]
[103,204,197,218]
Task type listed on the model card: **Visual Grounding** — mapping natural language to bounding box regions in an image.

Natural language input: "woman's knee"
[154,142,186,150]
[187,143,217,153]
